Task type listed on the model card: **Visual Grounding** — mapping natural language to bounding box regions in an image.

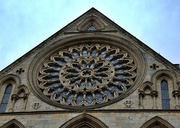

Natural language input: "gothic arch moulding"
[60,113,108,128]
[0,74,20,112]
[14,84,29,97]
[0,74,20,89]
[77,16,105,31]
[0,74,21,95]
[0,119,25,128]
[10,84,30,112]
[151,69,177,90]
[139,81,157,109]
[140,116,174,128]
[139,81,154,92]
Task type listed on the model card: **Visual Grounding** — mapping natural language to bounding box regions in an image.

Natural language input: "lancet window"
[161,80,170,109]
[0,84,12,112]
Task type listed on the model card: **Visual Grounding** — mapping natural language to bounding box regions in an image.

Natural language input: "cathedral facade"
[0,8,180,128]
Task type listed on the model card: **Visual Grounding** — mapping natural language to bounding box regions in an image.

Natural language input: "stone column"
[151,90,158,109]
[172,90,180,109]
[9,94,18,112]
[22,94,29,111]
[139,91,145,109]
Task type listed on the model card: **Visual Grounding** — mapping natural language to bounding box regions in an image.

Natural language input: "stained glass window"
[161,80,170,109]
[0,84,12,112]
[35,43,137,109]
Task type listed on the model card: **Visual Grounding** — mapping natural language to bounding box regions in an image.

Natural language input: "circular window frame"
[28,34,147,110]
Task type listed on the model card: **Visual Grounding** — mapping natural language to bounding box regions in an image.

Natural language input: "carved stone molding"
[32,103,42,110]
[28,36,146,110]
[16,68,25,75]
[140,116,175,128]
[150,64,159,70]
[38,43,137,107]
[123,100,134,108]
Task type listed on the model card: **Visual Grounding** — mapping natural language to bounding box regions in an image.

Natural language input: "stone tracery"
[37,43,137,108]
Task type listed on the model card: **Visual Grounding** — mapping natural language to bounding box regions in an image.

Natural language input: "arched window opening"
[0,84,12,112]
[140,116,175,128]
[161,80,170,109]
[6,123,20,128]
[87,25,96,31]
[60,113,108,128]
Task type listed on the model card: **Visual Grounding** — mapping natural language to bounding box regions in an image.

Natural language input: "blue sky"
[0,0,180,70]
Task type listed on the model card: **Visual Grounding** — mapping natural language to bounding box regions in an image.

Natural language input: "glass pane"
[0,85,12,112]
[161,90,169,99]
[161,80,170,109]
[161,80,168,90]
[0,104,7,112]
[87,26,96,30]
[162,99,170,109]
[5,85,12,94]
[2,94,11,103]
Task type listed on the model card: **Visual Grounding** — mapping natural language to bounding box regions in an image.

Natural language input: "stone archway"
[0,119,25,128]
[140,116,174,128]
[60,113,108,128]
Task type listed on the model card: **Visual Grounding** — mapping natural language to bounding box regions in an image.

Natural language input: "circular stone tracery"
[37,43,137,107]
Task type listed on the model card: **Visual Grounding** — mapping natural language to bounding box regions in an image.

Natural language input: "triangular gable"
[0,7,180,77]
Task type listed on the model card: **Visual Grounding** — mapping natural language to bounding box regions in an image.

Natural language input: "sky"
[0,0,180,71]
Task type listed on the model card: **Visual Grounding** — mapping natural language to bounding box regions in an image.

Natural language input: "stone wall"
[0,110,179,128]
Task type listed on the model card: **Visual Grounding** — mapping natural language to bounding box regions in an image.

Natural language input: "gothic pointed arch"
[77,16,105,31]
[0,119,25,128]
[151,69,177,109]
[15,84,29,96]
[0,74,20,112]
[0,74,21,98]
[60,113,108,128]
[140,116,175,128]
[139,81,154,92]
[10,84,29,111]
[139,81,158,109]
[151,69,177,90]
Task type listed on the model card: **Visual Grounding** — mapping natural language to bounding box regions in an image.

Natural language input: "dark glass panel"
[5,84,12,94]
[162,99,170,109]
[161,90,169,99]
[0,84,12,112]
[0,104,7,112]
[1,94,11,103]
[161,80,168,90]
[87,26,96,30]
[161,80,170,109]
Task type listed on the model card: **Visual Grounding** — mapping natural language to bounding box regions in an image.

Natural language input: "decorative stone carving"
[140,116,175,128]
[151,90,158,109]
[150,64,159,70]
[32,103,42,110]
[172,90,180,109]
[36,43,137,108]
[77,15,105,31]
[9,85,29,112]
[29,35,147,110]
[123,100,134,108]
[16,68,25,74]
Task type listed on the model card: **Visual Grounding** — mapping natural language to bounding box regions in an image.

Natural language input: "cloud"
[0,0,180,70]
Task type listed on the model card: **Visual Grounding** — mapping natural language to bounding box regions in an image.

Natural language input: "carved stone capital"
[139,91,145,98]
[172,90,180,97]
[11,94,19,101]
[150,90,158,97]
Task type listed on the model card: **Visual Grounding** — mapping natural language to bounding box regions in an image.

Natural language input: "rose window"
[38,44,137,108]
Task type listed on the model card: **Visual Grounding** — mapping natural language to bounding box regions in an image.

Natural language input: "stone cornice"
[0,109,180,116]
